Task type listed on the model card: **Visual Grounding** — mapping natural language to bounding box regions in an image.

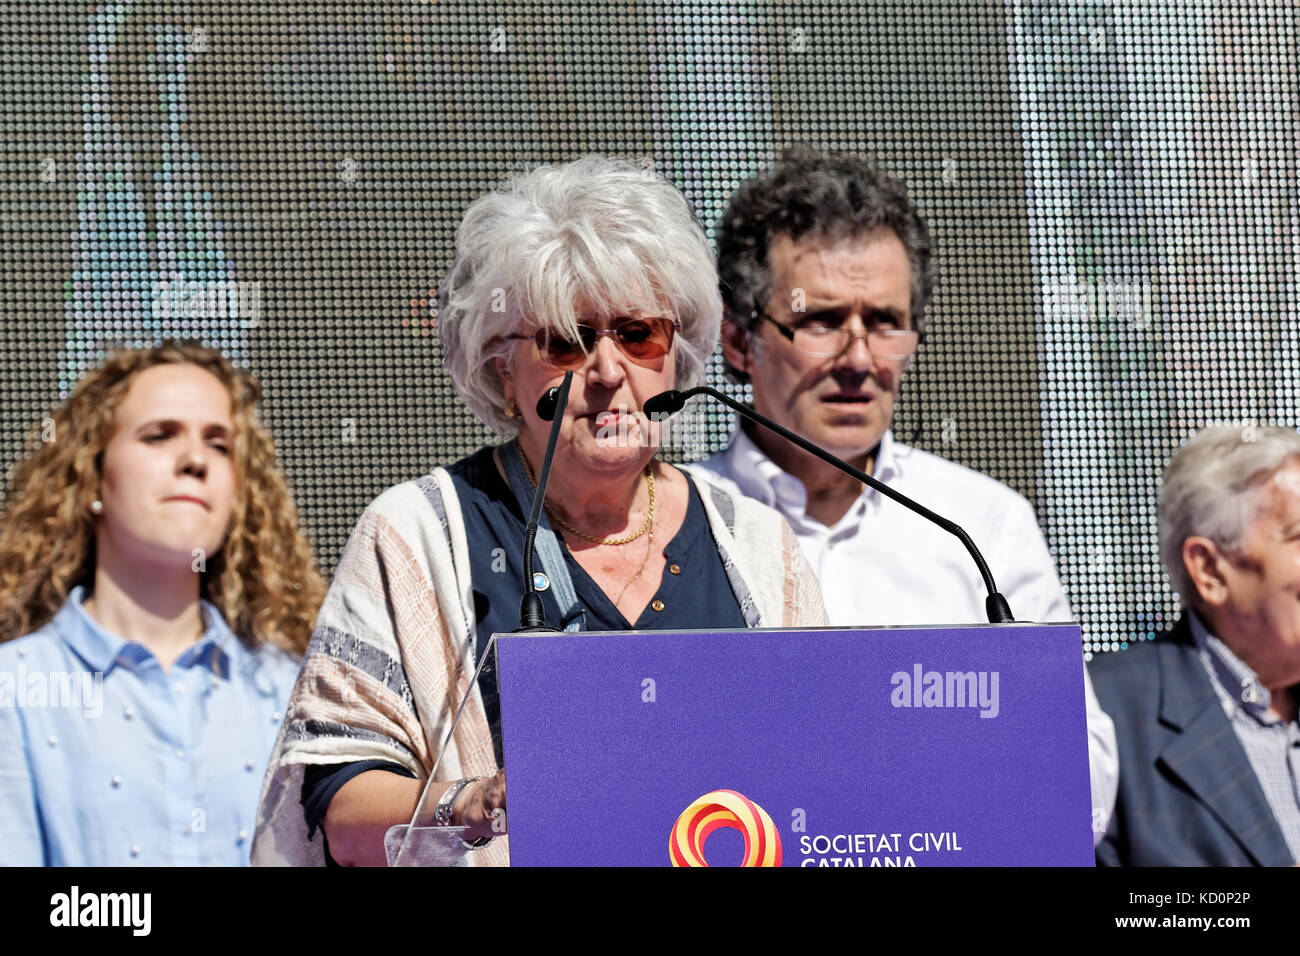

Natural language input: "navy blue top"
[302,447,747,860]
[449,446,747,763]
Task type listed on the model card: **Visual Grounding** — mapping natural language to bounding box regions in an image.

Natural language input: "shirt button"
[181,826,191,836]
[246,760,256,771]
[130,845,141,858]
[668,564,681,575]
[123,706,135,720]
[111,776,122,788]
[237,830,249,843]
[16,646,27,658]
[651,599,665,612]
[47,735,58,747]
[175,749,185,759]
[272,711,283,723]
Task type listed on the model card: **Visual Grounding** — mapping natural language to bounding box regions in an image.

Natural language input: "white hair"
[438,156,723,434]
[1159,425,1300,602]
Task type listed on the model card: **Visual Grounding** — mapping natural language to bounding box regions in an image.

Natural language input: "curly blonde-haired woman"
[0,340,325,865]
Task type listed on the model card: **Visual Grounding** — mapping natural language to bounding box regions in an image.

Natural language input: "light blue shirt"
[0,587,300,866]
[1189,610,1300,862]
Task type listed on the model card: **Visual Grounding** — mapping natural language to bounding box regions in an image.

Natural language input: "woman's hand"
[453,767,507,840]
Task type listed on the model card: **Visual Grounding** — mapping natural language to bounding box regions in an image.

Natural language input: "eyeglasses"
[507,316,680,369]
[755,311,919,360]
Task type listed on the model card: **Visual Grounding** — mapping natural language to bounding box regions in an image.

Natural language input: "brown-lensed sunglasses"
[506,316,679,369]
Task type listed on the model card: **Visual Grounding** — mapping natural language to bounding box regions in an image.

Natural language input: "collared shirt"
[696,427,1072,625]
[1189,611,1300,861]
[0,586,301,866]
[697,426,1119,844]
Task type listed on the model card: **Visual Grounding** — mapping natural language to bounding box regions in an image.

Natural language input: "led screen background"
[3,1,1293,656]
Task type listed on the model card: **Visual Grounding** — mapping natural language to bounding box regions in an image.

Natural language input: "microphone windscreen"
[536,387,561,421]
[643,390,685,419]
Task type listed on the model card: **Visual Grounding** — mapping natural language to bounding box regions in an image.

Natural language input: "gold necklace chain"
[516,440,655,546]
[614,524,655,610]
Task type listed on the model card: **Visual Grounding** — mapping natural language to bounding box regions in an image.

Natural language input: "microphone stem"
[518,372,573,631]
[677,386,1013,623]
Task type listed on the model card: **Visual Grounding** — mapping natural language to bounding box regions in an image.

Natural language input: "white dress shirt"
[696,426,1119,846]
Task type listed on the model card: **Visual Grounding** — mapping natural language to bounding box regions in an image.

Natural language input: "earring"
[504,398,519,420]
[90,500,103,515]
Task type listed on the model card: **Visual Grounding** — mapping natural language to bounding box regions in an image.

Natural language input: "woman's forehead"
[116,364,234,424]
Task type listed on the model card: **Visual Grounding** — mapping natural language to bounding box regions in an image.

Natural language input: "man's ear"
[1182,536,1231,608]
[720,316,750,375]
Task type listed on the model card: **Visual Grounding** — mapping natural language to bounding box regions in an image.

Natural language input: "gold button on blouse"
[651,599,665,612]
[668,564,681,574]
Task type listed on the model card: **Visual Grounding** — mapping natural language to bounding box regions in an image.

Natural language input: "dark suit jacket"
[1089,611,1294,866]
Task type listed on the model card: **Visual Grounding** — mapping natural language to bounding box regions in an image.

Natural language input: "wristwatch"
[434,778,492,850]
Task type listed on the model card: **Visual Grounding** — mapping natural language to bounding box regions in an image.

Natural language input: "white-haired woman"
[253,156,826,866]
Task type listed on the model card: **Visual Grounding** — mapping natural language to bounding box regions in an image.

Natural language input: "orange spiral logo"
[669,789,783,867]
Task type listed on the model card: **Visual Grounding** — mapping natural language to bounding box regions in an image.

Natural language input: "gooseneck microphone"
[645,387,1015,624]
[517,372,573,631]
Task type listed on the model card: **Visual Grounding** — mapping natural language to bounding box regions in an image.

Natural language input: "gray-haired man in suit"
[1092,425,1300,866]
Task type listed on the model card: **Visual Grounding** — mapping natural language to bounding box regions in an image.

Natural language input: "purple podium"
[490,622,1093,867]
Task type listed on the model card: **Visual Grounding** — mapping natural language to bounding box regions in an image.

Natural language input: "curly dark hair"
[716,146,935,381]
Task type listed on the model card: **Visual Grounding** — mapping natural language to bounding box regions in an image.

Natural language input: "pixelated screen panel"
[3,2,1294,656]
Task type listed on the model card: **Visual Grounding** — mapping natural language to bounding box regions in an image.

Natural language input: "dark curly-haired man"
[696,147,1118,847]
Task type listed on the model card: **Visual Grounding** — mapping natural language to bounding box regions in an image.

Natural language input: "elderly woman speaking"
[254,156,826,866]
